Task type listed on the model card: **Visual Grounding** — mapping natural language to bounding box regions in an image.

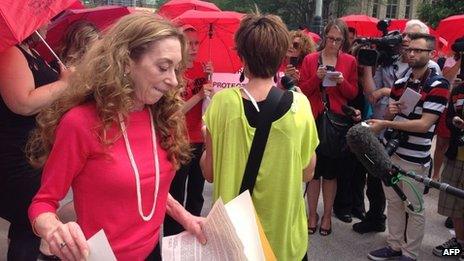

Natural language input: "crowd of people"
[0,7,463,261]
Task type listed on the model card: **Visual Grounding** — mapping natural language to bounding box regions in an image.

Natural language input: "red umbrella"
[0,0,77,53]
[35,5,134,61]
[302,29,321,43]
[173,10,244,73]
[340,14,382,37]
[159,0,221,19]
[437,15,464,51]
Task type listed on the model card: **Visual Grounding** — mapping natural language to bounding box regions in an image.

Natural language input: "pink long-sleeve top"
[299,51,358,118]
[29,103,175,260]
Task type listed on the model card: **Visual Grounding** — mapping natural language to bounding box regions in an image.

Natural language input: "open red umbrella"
[0,0,77,53]
[437,15,464,50]
[340,14,382,37]
[173,10,244,73]
[302,29,321,43]
[35,5,135,61]
[159,0,221,19]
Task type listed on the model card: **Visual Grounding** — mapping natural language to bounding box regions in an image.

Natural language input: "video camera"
[355,19,403,67]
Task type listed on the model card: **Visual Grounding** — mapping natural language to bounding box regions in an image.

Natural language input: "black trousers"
[334,155,365,215]
[164,143,205,236]
[0,167,41,261]
[365,174,386,223]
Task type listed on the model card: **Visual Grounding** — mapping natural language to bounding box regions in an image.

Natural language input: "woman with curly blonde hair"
[27,13,206,260]
[283,30,317,85]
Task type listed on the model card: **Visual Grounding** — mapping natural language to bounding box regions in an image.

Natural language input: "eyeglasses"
[403,48,433,54]
[326,36,343,43]
[292,42,300,49]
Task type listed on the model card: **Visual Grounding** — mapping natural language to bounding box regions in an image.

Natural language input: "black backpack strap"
[240,86,285,195]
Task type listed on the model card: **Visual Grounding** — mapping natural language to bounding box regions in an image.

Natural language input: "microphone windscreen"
[346,123,392,180]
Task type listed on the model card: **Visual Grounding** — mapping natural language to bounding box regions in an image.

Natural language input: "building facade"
[348,0,429,19]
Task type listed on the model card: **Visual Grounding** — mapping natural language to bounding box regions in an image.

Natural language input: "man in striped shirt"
[367,33,450,261]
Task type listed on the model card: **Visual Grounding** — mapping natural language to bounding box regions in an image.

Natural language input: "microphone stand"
[392,165,464,199]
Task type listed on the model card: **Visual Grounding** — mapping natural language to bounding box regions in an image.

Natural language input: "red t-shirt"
[299,52,358,117]
[182,62,207,143]
[29,103,174,260]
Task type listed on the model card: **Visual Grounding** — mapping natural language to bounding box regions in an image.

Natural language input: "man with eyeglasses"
[353,20,443,235]
[366,33,450,261]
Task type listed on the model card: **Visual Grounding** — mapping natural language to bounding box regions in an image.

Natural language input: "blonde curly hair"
[291,30,316,62]
[27,13,191,170]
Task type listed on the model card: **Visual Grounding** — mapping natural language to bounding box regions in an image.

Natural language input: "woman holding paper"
[0,24,72,259]
[201,13,318,260]
[27,13,206,260]
[299,19,358,235]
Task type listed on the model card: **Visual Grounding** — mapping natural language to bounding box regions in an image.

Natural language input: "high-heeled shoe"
[308,214,319,235]
[319,216,332,236]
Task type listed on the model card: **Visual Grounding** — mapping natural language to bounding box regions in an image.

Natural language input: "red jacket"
[299,52,358,117]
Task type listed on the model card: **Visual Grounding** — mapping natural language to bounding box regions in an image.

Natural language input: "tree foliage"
[418,0,464,28]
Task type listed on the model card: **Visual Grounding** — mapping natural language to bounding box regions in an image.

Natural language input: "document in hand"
[87,229,117,261]
[162,191,276,261]
[398,87,422,116]
[322,71,341,87]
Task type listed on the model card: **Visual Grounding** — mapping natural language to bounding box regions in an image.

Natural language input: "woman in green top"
[201,13,319,260]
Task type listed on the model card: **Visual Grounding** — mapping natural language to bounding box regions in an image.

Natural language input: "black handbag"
[316,102,351,159]
[240,86,285,195]
[315,53,352,159]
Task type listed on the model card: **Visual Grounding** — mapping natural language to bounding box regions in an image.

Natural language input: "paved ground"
[0,173,458,260]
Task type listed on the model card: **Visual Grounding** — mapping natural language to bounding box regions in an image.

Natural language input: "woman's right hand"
[316,66,327,80]
[37,216,89,261]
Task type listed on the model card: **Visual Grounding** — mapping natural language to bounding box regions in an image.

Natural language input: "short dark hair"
[235,14,290,78]
[408,33,436,50]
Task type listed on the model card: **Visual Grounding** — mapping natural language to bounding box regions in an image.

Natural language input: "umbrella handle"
[34,31,65,68]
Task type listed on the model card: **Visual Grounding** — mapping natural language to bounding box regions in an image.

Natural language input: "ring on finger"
[59,242,67,249]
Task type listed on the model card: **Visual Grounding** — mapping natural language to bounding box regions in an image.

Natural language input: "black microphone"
[281,75,296,91]
[347,123,415,211]
[347,123,464,200]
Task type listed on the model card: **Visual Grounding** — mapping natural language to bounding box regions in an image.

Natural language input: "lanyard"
[119,108,160,222]
[241,87,260,112]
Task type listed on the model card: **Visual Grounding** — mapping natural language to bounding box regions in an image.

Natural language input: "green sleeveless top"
[204,88,319,260]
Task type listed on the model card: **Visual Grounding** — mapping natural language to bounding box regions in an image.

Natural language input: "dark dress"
[0,45,58,260]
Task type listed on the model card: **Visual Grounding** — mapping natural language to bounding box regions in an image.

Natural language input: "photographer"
[352,28,406,235]
[367,33,450,261]
[433,82,464,260]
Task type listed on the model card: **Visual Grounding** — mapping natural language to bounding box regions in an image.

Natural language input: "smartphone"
[325,65,335,72]
[289,57,299,67]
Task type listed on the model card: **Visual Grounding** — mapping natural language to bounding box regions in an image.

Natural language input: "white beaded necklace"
[119,108,159,221]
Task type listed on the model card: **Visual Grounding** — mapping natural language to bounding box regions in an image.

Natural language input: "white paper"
[162,191,264,261]
[322,71,341,87]
[87,230,116,261]
[224,191,265,261]
[399,87,422,116]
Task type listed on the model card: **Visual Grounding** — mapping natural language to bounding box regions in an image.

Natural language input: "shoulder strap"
[240,87,285,195]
